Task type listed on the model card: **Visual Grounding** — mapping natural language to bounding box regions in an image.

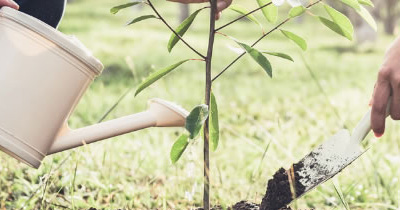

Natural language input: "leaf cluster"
[110,0,376,164]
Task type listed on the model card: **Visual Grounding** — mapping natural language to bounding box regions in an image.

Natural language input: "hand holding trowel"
[259,100,391,210]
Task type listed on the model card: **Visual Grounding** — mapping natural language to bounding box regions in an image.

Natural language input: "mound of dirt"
[260,162,306,210]
[196,200,291,210]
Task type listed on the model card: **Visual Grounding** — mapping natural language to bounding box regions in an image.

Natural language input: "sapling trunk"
[203,1,217,209]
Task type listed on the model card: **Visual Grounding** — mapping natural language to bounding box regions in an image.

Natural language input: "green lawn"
[1,0,400,209]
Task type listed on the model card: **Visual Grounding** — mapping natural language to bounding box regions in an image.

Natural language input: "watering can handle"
[351,97,391,145]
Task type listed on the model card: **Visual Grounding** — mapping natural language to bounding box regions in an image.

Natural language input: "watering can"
[0,7,189,169]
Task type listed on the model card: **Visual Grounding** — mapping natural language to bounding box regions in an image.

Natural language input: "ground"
[1,0,400,209]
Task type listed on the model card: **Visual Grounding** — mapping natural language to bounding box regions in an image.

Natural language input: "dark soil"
[231,201,260,210]
[196,200,290,210]
[260,162,306,210]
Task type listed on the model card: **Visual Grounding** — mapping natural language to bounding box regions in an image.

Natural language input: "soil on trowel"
[260,162,306,210]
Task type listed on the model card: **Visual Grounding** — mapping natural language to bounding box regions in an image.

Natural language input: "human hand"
[0,0,19,9]
[166,0,232,20]
[371,37,400,137]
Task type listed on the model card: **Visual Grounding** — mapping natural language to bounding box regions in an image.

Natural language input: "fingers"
[371,68,391,137]
[217,0,232,12]
[215,12,221,20]
[0,0,19,9]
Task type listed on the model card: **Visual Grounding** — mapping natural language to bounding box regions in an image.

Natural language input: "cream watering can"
[0,7,189,169]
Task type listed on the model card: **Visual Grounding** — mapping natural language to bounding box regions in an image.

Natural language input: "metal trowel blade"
[294,129,364,198]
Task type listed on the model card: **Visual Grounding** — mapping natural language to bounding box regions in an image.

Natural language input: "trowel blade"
[295,129,364,198]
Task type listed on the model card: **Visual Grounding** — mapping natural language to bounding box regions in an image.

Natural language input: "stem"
[203,0,217,209]
[212,0,323,82]
[215,2,272,32]
[147,0,206,59]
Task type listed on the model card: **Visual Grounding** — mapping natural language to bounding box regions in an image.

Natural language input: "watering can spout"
[48,98,189,155]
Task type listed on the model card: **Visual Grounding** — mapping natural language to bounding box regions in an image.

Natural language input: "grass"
[1,0,400,209]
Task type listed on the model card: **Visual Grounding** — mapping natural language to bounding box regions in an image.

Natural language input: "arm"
[0,0,19,9]
[371,37,400,137]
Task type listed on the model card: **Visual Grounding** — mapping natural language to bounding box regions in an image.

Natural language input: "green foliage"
[236,41,272,77]
[358,0,374,7]
[257,0,278,23]
[167,8,204,52]
[110,2,141,14]
[280,30,307,51]
[135,59,190,96]
[210,92,219,151]
[289,6,306,18]
[185,105,209,139]
[340,0,377,31]
[261,52,294,62]
[127,15,157,25]
[170,134,189,164]
[229,5,263,29]
[317,17,348,40]
[355,5,377,31]
[341,0,360,10]
[322,4,354,40]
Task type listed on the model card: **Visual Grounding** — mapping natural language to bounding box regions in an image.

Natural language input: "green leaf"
[170,134,189,164]
[186,105,209,139]
[210,92,219,151]
[110,2,141,14]
[358,0,374,7]
[135,60,189,96]
[262,52,294,62]
[257,0,278,23]
[341,0,360,10]
[318,16,351,40]
[280,30,307,51]
[127,15,157,25]
[289,6,306,18]
[168,8,203,52]
[229,5,263,29]
[323,4,354,40]
[356,5,377,31]
[236,41,272,77]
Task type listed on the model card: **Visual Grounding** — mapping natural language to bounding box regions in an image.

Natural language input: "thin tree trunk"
[371,0,382,21]
[384,0,398,35]
[203,1,217,209]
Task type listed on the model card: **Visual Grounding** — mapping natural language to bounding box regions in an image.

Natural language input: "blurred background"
[1,0,400,209]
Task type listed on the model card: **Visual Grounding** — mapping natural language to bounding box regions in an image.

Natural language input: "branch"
[147,0,206,59]
[215,2,272,32]
[212,0,323,81]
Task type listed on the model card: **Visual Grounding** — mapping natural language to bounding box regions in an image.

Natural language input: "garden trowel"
[262,103,390,210]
